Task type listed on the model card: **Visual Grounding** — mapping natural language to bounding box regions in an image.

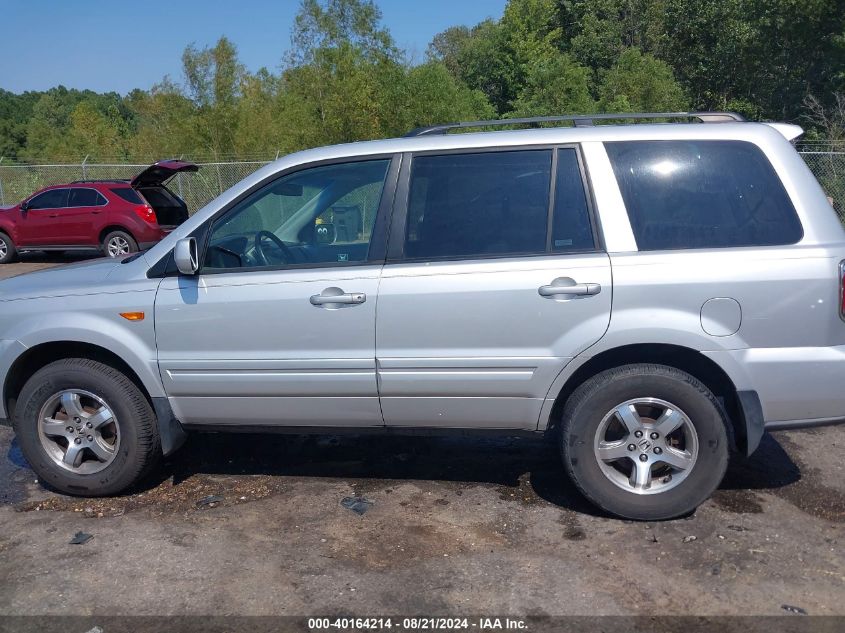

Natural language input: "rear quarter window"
[605,140,803,250]
[111,188,144,204]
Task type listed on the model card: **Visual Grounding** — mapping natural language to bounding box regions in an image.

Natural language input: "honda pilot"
[1,112,843,520]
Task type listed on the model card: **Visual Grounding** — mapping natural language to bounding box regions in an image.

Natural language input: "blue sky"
[1,0,505,95]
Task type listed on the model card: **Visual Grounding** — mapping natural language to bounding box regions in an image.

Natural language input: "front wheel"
[0,232,17,264]
[102,230,138,258]
[13,359,161,496]
[560,364,730,520]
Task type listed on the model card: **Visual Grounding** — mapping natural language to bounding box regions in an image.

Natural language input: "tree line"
[1,0,844,164]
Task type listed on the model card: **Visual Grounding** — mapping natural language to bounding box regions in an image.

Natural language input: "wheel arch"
[0,224,15,243]
[544,343,752,453]
[4,341,150,419]
[99,225,136,245]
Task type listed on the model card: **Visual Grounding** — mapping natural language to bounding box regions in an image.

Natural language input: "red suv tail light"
[134,204,157,224]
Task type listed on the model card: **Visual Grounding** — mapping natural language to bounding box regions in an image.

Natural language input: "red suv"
[0,160,198,263]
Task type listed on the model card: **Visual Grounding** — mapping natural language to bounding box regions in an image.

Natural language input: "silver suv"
[2,112,843,520]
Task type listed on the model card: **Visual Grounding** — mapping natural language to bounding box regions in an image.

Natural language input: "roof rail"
[404,112,746,137]
[69,179,130,184]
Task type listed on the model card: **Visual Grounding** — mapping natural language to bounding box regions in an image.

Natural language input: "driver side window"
[204,159,390,271]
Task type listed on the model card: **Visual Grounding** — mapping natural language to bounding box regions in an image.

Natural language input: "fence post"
[81,155,89,180]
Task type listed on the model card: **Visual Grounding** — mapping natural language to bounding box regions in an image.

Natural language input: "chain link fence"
[1,152,844,222]
[796,152,845,219]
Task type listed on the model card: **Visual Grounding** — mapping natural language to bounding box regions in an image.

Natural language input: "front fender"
[1,290,164,407]
[0,219,17,242]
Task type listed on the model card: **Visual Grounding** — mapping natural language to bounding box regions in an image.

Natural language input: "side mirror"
[174,237,199,275]
[315,223,336,245]
[19,201,29,212]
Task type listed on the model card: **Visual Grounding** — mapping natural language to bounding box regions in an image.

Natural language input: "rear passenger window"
[606,140,803,250]
[405,150,552,259]
[68,188,106,207]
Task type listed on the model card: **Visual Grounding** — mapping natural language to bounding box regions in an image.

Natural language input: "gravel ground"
[0,255,843,619]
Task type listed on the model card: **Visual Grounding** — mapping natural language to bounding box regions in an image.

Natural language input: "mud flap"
[736,390,765,456]
[152,397,188,456]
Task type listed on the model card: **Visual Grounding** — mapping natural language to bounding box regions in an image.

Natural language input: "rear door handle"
[539,281,601,297]
[310,289,367,307]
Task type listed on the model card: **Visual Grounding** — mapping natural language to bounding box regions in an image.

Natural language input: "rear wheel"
[560,364,729,520]
[0,232,17,264]
[102,230,137,258]
[13,359,160,496]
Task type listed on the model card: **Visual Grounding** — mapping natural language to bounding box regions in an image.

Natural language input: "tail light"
[133,204,157,224]
[840,261,845,321]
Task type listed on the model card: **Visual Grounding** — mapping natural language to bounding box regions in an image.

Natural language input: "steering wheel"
[254,230,295,266]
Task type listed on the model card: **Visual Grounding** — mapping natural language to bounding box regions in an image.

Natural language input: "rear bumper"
[138,226,170,250]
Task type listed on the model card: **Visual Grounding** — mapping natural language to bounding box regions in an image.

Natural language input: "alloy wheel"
[593,397,699,495]
[107,236,130,257]
[37,389,121,474]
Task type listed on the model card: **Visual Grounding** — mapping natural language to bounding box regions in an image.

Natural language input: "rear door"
[17,188,70,245]
[65,188,108,244]
[376,147,612,429]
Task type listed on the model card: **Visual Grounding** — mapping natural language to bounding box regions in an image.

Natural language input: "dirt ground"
[0,255,843,619]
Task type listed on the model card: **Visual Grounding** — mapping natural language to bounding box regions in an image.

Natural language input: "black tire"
[13,358,160,496]
[0,232,17,264]
[560,363,730,521]
[102,230,138,258]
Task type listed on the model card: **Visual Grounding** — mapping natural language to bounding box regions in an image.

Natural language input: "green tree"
[62,98,132,160]
[500,0,561,75]
[0,90,40,160]
[656,0,845,119]
[510,53,596,116]
[181,36,246,157]
[428,19,516,114]
[235,69,286,157]
[559,0,666,74]
[598,48,687,112]
[289,0,396,65]
[388,61,495,134]
[23,91,75,160]
[127,80,199,160]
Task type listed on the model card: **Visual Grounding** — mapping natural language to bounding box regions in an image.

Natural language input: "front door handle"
[539,279,602,298]
[310,287,366,308]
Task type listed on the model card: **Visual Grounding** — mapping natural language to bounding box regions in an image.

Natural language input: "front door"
[155,157,396,427]
[17,188,70,246]
[376,147,612,429]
